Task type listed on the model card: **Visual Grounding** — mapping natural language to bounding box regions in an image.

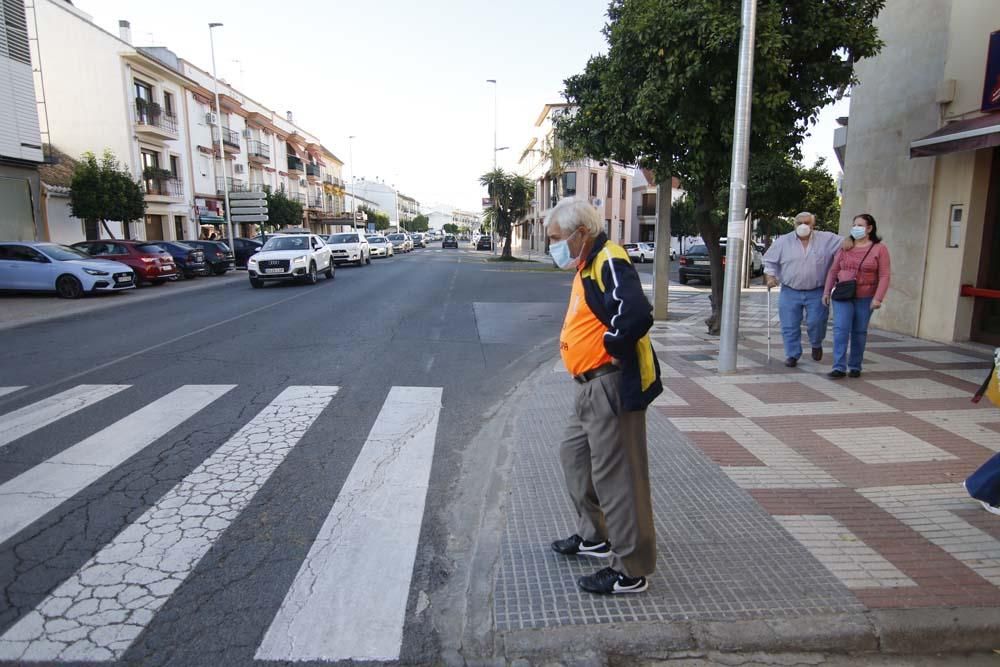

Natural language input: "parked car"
[327,232,370,266]
[72,240,177,285]
[182,240,235,275]
[0,242,135,298]
[476,235,493,251]
[624,242,655,263]
[153,241,208,279]
[386,233,409,253]
[366,235,392,258]
[246,233,334,287]
[718,238,764,276]
[442,234,458,249]
[232,237,263,268]
[678,244,712,285]
[410,233,426,249]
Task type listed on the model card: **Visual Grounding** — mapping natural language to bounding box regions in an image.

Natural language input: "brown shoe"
[811,347,823,361]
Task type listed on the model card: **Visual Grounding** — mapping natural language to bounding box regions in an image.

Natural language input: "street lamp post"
[208,22,234,252]
[348,135,356,227]
[487,79,498,170]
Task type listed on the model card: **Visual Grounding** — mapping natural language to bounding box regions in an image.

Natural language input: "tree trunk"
[696,183,723,335]
[652,170,672,320]
[502,225,513,258]
[100,219,116,239]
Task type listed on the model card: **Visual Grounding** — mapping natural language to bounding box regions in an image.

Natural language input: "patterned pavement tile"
[869,378,972,400]
[900,350,992,365]
[814,426,958,465]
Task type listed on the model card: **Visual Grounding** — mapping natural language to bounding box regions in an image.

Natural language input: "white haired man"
[546,199,662,595]
[763,212,843,367]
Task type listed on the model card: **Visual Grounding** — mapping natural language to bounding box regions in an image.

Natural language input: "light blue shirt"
[763,230,842,291]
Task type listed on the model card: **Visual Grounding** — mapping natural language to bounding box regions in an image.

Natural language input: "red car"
[72,240,178,285]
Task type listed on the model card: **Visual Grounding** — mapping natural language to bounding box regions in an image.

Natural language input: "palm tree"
[480,168,535,259]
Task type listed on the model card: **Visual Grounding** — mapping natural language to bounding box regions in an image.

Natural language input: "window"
[174,216,185,240]
[141,149,160,171]
[641,193,656,216]
[84,219,100,241]
[562,172,577,196]
[590,172,597,197]
[618,220,624,241]
[620,177,627,200]
[169,155,180,177]
[163,91,174,117]
[947,204,963,248]
[605,219,611,236]
[606,176,612,200]
[134,80,153,122]
[134,80,152,103]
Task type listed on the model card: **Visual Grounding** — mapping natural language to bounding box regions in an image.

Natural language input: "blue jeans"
[832,297,874,372]
[778,286,828,360]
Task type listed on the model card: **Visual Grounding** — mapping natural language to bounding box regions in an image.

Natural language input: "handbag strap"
[850,243,876,280]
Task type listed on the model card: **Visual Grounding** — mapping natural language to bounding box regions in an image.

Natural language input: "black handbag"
[831,243,875,301]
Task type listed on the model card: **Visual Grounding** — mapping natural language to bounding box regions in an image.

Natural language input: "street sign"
[228,206,266,215]
[232,214,269,223]
[228,191,267,201]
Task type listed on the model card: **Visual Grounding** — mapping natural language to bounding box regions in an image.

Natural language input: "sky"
[77,0,844,212]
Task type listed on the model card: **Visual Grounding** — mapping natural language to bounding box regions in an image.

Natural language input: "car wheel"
[212,266,227,276]
[679,272,688,285]
[250,277,263,289]
[325,262,334,279]
[305,263,318,285]
[152,279,168,286]
[365,253,371,265]
[56,274,83,299]
[639,254,645,263]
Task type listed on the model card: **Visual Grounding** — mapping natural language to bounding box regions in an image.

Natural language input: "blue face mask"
[551,230,581,270]
[850,226,867,240]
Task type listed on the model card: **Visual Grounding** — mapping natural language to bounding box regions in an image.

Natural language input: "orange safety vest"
[560,271,614,376]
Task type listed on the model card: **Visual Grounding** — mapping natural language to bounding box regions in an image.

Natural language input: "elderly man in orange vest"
[546,199,663,595]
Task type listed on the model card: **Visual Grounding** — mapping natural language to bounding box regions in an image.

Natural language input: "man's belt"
[573,363,621,385]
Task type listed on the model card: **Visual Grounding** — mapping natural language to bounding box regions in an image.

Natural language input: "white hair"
[547,199,603,238]
[794,211,816,225]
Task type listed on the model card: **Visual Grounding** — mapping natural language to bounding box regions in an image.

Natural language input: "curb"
[497,608,1000,660]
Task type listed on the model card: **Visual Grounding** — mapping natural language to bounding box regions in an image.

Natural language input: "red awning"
[910,114,1000,158]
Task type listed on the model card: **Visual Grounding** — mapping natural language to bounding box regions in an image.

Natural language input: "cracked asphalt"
[0,249,573,665]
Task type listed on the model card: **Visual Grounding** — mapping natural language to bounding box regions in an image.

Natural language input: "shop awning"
[910,114,1000,158]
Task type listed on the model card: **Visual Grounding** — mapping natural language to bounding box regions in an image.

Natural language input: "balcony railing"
[144,176,183,197]
[248,182,267,192]
[247,139,270,160]
[215,176,246,194]
[637,205,657,217]
[288,192,306,205]
[135,102,178,135]
[323,175,333,184]
[309,195,324,208]
[212,126,241,149]
[287,156,304,173]
[306,163,321,178]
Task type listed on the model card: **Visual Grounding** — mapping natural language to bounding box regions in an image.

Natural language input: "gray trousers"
[559,372,656,577]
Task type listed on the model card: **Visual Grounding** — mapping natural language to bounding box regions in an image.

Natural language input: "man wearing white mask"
[763,212,843,367]
[545,199,662,595]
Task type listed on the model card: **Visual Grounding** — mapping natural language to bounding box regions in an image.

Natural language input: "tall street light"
[487,79,498,170]
[208,22,233,252]
[348,135,356,227]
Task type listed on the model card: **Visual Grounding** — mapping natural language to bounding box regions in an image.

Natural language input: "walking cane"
[766,286,772,364]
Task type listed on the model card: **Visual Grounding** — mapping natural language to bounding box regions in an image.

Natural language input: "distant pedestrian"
[763,212,843,367]
[823,213,891,378]
[546,199,662,595]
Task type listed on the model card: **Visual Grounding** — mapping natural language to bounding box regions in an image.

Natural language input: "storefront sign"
[982,30,1000,112]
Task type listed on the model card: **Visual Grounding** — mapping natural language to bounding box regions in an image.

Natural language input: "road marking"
[0,385,338,662]
[0,385,235,547]
[256,386,443,662]
[0,386,24,399]
[0,385,131,452]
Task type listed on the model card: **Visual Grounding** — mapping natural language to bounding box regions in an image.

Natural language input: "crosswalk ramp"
[0,384,443,663]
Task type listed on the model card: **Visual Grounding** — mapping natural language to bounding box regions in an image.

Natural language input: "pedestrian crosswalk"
[0,383,444,663]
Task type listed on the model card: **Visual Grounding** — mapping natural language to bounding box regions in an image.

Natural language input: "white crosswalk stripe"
[0,387,25,399]
[0,385,130,452]
[256,386,442,662]
[0,386,339,662]
[0,385,235,546]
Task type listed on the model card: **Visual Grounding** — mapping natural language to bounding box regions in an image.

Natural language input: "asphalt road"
[0,247,573,665]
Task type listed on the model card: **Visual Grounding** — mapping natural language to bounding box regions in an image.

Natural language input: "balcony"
[215,177,247,195]
[306,163,321,182]
[247,139,270,163]
[637,205,657,218]
[288,192,306,205]
[143,175,183,200]
[134,102,178,140]
[308,195,324,209]
[211,126,241,152]
[323,175,333,185]
[287,156,304,175]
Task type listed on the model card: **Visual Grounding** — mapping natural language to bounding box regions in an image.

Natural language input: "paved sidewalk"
[491,286,1000,659]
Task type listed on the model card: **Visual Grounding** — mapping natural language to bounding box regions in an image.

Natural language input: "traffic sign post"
[229,193,269,232]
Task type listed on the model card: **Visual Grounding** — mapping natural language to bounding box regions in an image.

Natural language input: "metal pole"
[493,81,498,170]
[766,286,772,363]
[208,23,233,252]
[718,0,757,374]
[348,135,355,223]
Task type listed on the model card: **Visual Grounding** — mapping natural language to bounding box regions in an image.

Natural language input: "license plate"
[265,268,284,274]
[162,265,174,271]
[115,276,131,284]
[694,260,708,266]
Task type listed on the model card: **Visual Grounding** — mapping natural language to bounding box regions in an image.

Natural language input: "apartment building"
[839,0,1000,345]
[398,193,420,228]
[31,0,345,242]
[515,104,633,255]
[0,0,45,241]
[350,179,420,231]
[451,210,479,233]
[631,169,685,250]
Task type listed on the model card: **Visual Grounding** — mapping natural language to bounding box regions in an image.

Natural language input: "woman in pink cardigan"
[822,213,891,378]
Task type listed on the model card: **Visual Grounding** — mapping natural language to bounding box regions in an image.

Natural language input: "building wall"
[840,0,953,337]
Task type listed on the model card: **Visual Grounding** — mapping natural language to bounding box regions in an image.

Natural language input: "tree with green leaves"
[557,0,882,333]
[799,158,841,232]
[264,187,304,230]
[408,213,430,232]
[479,168,535,259]
[443,223,459,235]
[70,150,145,240]
[359,205,390,231]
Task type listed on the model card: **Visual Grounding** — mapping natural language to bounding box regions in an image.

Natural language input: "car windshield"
[37,244,89,261]
[263,237,309,251]
[136,244,168,254]
[388,234,404,241]
[686,245,708,256]
[329,234,359,244]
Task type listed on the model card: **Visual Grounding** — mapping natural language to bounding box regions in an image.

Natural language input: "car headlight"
[292,255,308,264]
[83,268,109,276]
[248,257,258,265]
